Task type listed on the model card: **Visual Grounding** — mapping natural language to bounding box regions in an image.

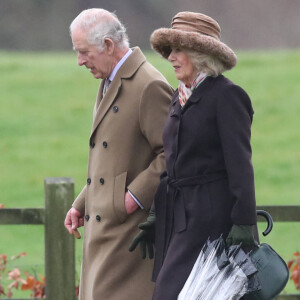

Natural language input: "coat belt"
[153,170,228,280]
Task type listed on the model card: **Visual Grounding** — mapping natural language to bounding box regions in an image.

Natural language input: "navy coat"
[153,75,258,299]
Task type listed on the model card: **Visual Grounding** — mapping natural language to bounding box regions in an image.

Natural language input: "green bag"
[243,210,289,300]
[242,210,289,300]
[244,243,289,300]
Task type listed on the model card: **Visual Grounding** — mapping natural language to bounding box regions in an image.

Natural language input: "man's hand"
[64,207,84,235]
[124,191,139,214]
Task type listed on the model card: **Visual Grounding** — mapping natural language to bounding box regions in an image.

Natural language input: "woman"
[130,11,259,299]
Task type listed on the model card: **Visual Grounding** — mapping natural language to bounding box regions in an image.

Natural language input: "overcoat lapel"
[90,47,146,139]
[91,78,122,136]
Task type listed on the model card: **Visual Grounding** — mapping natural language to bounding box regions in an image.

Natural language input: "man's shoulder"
[137,60,169,84]
[117,47,166,82]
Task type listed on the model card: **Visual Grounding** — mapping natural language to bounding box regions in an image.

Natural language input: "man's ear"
[104,38,115,55]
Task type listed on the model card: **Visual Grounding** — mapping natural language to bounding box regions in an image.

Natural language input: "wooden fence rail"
[0,177,299,299]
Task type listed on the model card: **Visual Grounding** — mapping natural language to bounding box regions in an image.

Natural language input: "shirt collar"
[108,48,133,82]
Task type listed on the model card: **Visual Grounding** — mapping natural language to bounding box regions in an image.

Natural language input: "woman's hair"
[70,8,129,51]
[185,49,227,77]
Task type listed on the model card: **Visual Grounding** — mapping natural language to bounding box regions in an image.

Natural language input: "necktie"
[102,78,111,97]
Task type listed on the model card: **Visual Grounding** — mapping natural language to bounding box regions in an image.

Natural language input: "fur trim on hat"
[150,28,237,71]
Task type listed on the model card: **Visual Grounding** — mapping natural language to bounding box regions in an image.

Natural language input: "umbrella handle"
[256,210,273,236]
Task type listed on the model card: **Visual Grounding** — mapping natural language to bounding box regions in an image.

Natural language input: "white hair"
[185,49,227,77]
[70,8,129,51]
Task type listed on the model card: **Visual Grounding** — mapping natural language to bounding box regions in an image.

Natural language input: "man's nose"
[77,53,86,66]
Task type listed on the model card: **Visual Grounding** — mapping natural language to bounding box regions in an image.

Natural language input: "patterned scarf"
[178,72,207,107]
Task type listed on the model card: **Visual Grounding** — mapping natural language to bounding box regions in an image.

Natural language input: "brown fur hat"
[150,12,237,71]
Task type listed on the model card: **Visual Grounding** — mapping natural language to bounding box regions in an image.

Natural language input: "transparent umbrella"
[178,210,275,300]
[178,236,260,300]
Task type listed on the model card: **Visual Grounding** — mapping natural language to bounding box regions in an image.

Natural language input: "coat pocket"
[113,171,128,223]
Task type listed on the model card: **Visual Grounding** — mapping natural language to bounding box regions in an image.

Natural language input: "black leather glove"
[129,209,155,259]
[226,224,256,247]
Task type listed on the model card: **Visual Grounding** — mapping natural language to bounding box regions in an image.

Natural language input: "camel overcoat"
[72,47,173,300]
[152,75,258,299]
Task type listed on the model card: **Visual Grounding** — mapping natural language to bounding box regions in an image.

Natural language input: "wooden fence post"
[44,177,76,300]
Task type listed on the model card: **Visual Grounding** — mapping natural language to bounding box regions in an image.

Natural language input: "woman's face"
[168,49,198,87]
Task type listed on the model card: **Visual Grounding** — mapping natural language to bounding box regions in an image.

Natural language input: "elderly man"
[64,8,173,300]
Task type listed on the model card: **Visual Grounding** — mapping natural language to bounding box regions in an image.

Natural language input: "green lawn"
[0,50,299,296]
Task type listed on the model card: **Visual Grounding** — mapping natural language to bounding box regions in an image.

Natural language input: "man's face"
[72,29,113,79]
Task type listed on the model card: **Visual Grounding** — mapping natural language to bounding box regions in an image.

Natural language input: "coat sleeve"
[216,84,257,225]
[127,80,173,210]
[72,184,86,214]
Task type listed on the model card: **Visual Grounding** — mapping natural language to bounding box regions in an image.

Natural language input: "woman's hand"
[226,224,256,247]
[129,209,156,259]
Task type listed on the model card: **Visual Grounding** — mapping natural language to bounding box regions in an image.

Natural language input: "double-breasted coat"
[152,75,258,299]
[72,47,173,300]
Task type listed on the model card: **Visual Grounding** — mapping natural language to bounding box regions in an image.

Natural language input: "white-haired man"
[64,8,173,300]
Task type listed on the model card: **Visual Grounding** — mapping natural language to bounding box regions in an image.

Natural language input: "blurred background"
[1,0,300,298]
[1,0,300,51]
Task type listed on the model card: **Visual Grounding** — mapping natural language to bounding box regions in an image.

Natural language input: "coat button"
[99,178,105,185]
[87,178,91,185]
[90,141,95,148]
[113,106,119,113]
[96,215,101,222]
[85,215,90,221]
[103,141,108,148]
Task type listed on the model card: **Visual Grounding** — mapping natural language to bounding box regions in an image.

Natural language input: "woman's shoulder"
[203,75,251,109]
[212,75,254,115]
[213,75,249,97]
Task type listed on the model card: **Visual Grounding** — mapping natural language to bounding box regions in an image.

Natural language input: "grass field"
[0,49,299,297]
